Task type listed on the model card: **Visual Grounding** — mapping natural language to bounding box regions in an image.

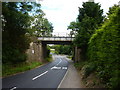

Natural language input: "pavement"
[58,58,84,88]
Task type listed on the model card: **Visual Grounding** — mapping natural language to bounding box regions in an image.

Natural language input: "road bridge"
[37,36,75,61]
[38,37,74,44]
[29,32,80,62]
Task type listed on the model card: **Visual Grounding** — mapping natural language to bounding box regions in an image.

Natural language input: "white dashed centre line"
[56,59,62,66]
[32,71,48,80]
[10,87,17,90]
[51,59,62,70]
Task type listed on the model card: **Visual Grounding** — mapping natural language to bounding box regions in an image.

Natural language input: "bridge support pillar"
[74,46,81,62]
[39,42,47,62]
[42,43,47,59]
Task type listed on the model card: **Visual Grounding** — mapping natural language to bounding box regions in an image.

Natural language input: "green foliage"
[2,2,53,64]
[67,21,80,31]
[46,46,50,58]
[2,2,32,63]
[88,6,120,88]
[78,2,103,24]
[67,21,80,36]
[2,61,42,77]
[68,2,104,60]
[74,61,96,78]
[50,45,72,55]
[67,55,72,60]
[74,62,86,70]
[107,5,119,16]
[45,55,52,62]
[82,63,96,78]
[45,46,52,62]
[109,70,120,88]
[55,51,59,54]
[3,47,27,64]
[32,16,53,37]
[75,2,104,47]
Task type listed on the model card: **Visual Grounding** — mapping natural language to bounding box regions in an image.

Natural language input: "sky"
[37,0,120,34]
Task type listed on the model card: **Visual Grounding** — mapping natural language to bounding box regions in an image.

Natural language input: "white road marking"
[51,59,62,70]
[51,66,61,70]
[62,67,67,70]
[10,87,17,90]
[57,66,69,89]
[51,66,56,70]
[32,71,48,80]
[51,66,67,70]
[56,59,62,66]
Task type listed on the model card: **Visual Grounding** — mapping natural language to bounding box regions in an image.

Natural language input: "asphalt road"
[2,55,69,89]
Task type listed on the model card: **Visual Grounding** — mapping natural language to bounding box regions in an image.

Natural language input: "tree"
[67,21,79,37]
[107,5,119,16]
[32,16,53,37]
[2,2,52,63]
[2,2,32,63]
[70,1,104,60]
[67,21,80,31]
[88,5,120,88]
[50,45,72,55]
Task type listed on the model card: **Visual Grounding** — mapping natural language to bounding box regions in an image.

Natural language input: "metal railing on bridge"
[38,32,75,41]
[52,32,72,37]
[38,37,74,41]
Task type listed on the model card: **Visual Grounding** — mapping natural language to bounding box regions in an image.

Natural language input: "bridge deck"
[38,37,74,41]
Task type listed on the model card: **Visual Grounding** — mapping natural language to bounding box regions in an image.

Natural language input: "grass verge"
[67,55,72,60]
[2,61,42,77]
[45,54,53,62]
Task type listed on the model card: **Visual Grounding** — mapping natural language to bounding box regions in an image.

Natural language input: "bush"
[109,70,120,88]
[3,45,27,64]
[2,61,42,77]
[46,46,50,58]
[88,6,120,88]
[50,45,72,55]
[81,62,96,78]
[74,61,87,70]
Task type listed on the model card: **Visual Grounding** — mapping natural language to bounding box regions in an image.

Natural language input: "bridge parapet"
[38,37,74,41]
[52,32,75,37]
[52,32,70,37]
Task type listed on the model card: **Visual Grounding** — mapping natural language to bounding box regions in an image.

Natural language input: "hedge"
[88,7,120,88]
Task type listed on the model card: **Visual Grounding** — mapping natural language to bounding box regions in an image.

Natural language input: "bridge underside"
[39,40,73,62]
[41,41,72,45]
[37,37,79,62]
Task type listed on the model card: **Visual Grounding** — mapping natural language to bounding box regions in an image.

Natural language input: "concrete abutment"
[26,41,47,63]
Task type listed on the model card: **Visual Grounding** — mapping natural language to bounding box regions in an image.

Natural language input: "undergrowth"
[2,61,42,77]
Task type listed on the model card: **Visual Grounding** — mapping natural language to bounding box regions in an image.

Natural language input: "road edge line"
[57,65,69,89]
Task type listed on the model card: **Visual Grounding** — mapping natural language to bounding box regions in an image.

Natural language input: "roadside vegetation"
[2,2,53,77]
[68,1,120,89]
[2,61,42,77]
[49,45,72,55]
[45,46,53,62]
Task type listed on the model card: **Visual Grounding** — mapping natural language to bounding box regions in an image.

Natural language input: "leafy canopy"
[2,2,53,63]
[88,5,120,88]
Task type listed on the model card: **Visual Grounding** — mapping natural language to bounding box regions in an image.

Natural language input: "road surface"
[2,55,69,89]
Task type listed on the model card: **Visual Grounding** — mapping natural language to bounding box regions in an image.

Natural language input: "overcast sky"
[38,0,120,33]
